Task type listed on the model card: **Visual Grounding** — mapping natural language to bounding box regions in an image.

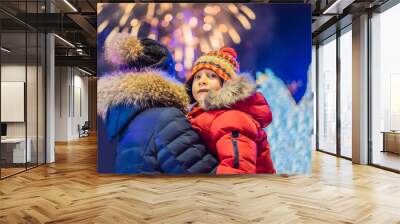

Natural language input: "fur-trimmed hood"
[98,69,190,119]
[200,73,256,110]
[98,69,191,140]
[191,74,272,128]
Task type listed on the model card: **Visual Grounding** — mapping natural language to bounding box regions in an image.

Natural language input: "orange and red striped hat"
[187,47,240,83]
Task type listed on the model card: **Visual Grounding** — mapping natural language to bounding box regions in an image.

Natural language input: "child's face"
[192,69,223,104]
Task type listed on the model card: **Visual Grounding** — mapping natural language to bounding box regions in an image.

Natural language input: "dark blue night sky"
[234,4,311,103]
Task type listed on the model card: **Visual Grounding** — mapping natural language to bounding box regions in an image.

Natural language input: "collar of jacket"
[199,73,256,111]
[97,69,190,119]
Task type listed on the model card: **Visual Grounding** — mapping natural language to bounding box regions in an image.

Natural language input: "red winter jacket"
[187,75,276,174]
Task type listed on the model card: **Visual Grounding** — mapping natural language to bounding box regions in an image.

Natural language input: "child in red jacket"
[186,47,276,174]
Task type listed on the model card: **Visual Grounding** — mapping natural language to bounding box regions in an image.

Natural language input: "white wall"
[1,65,25,128]
[1,65,39,138]
[54,67,89,141]
[55,66,69,141]
[1,64,26,81]
[1,63,46,164]
[72,73,89,138]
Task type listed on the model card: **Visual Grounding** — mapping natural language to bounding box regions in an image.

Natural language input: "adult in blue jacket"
[97,33,218,174]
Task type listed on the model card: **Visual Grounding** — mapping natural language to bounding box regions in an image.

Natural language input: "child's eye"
[210,73,218,78]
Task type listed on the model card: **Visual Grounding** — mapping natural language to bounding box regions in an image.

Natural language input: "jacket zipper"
[231,131,240,169]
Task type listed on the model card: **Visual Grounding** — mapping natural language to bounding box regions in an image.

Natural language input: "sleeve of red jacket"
[210,110,258,174]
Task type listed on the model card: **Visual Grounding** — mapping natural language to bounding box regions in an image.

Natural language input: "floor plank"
[1,135,400,223]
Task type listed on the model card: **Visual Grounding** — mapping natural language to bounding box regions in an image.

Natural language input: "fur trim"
[104,33,144,65]
[97,69,190,119]
[201,73,256,110]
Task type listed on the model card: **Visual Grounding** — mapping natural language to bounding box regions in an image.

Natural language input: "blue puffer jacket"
[98,70,218,174]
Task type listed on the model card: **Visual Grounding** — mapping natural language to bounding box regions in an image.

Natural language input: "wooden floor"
[1,167,26,178]
[1,135,400,223]
[1,163,44,178]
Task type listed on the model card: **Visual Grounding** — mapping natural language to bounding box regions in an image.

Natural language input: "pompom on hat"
[104,33,176,76]
[186,47,240,83]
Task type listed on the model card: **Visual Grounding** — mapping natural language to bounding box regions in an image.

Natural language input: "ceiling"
[0,0,393,73]
[311,0,390,43]
[0,0,96,73]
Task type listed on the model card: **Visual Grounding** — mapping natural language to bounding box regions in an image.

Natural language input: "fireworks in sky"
[97,3,256,80]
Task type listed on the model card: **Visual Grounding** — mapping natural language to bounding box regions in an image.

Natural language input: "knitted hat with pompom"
[104,33,176,76]
[185,47,240,104]
[186,47,240,84]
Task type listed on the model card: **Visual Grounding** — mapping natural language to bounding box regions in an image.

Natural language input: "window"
[339,28,352,158]
[370,3,400,171]
[318,36,337,154]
